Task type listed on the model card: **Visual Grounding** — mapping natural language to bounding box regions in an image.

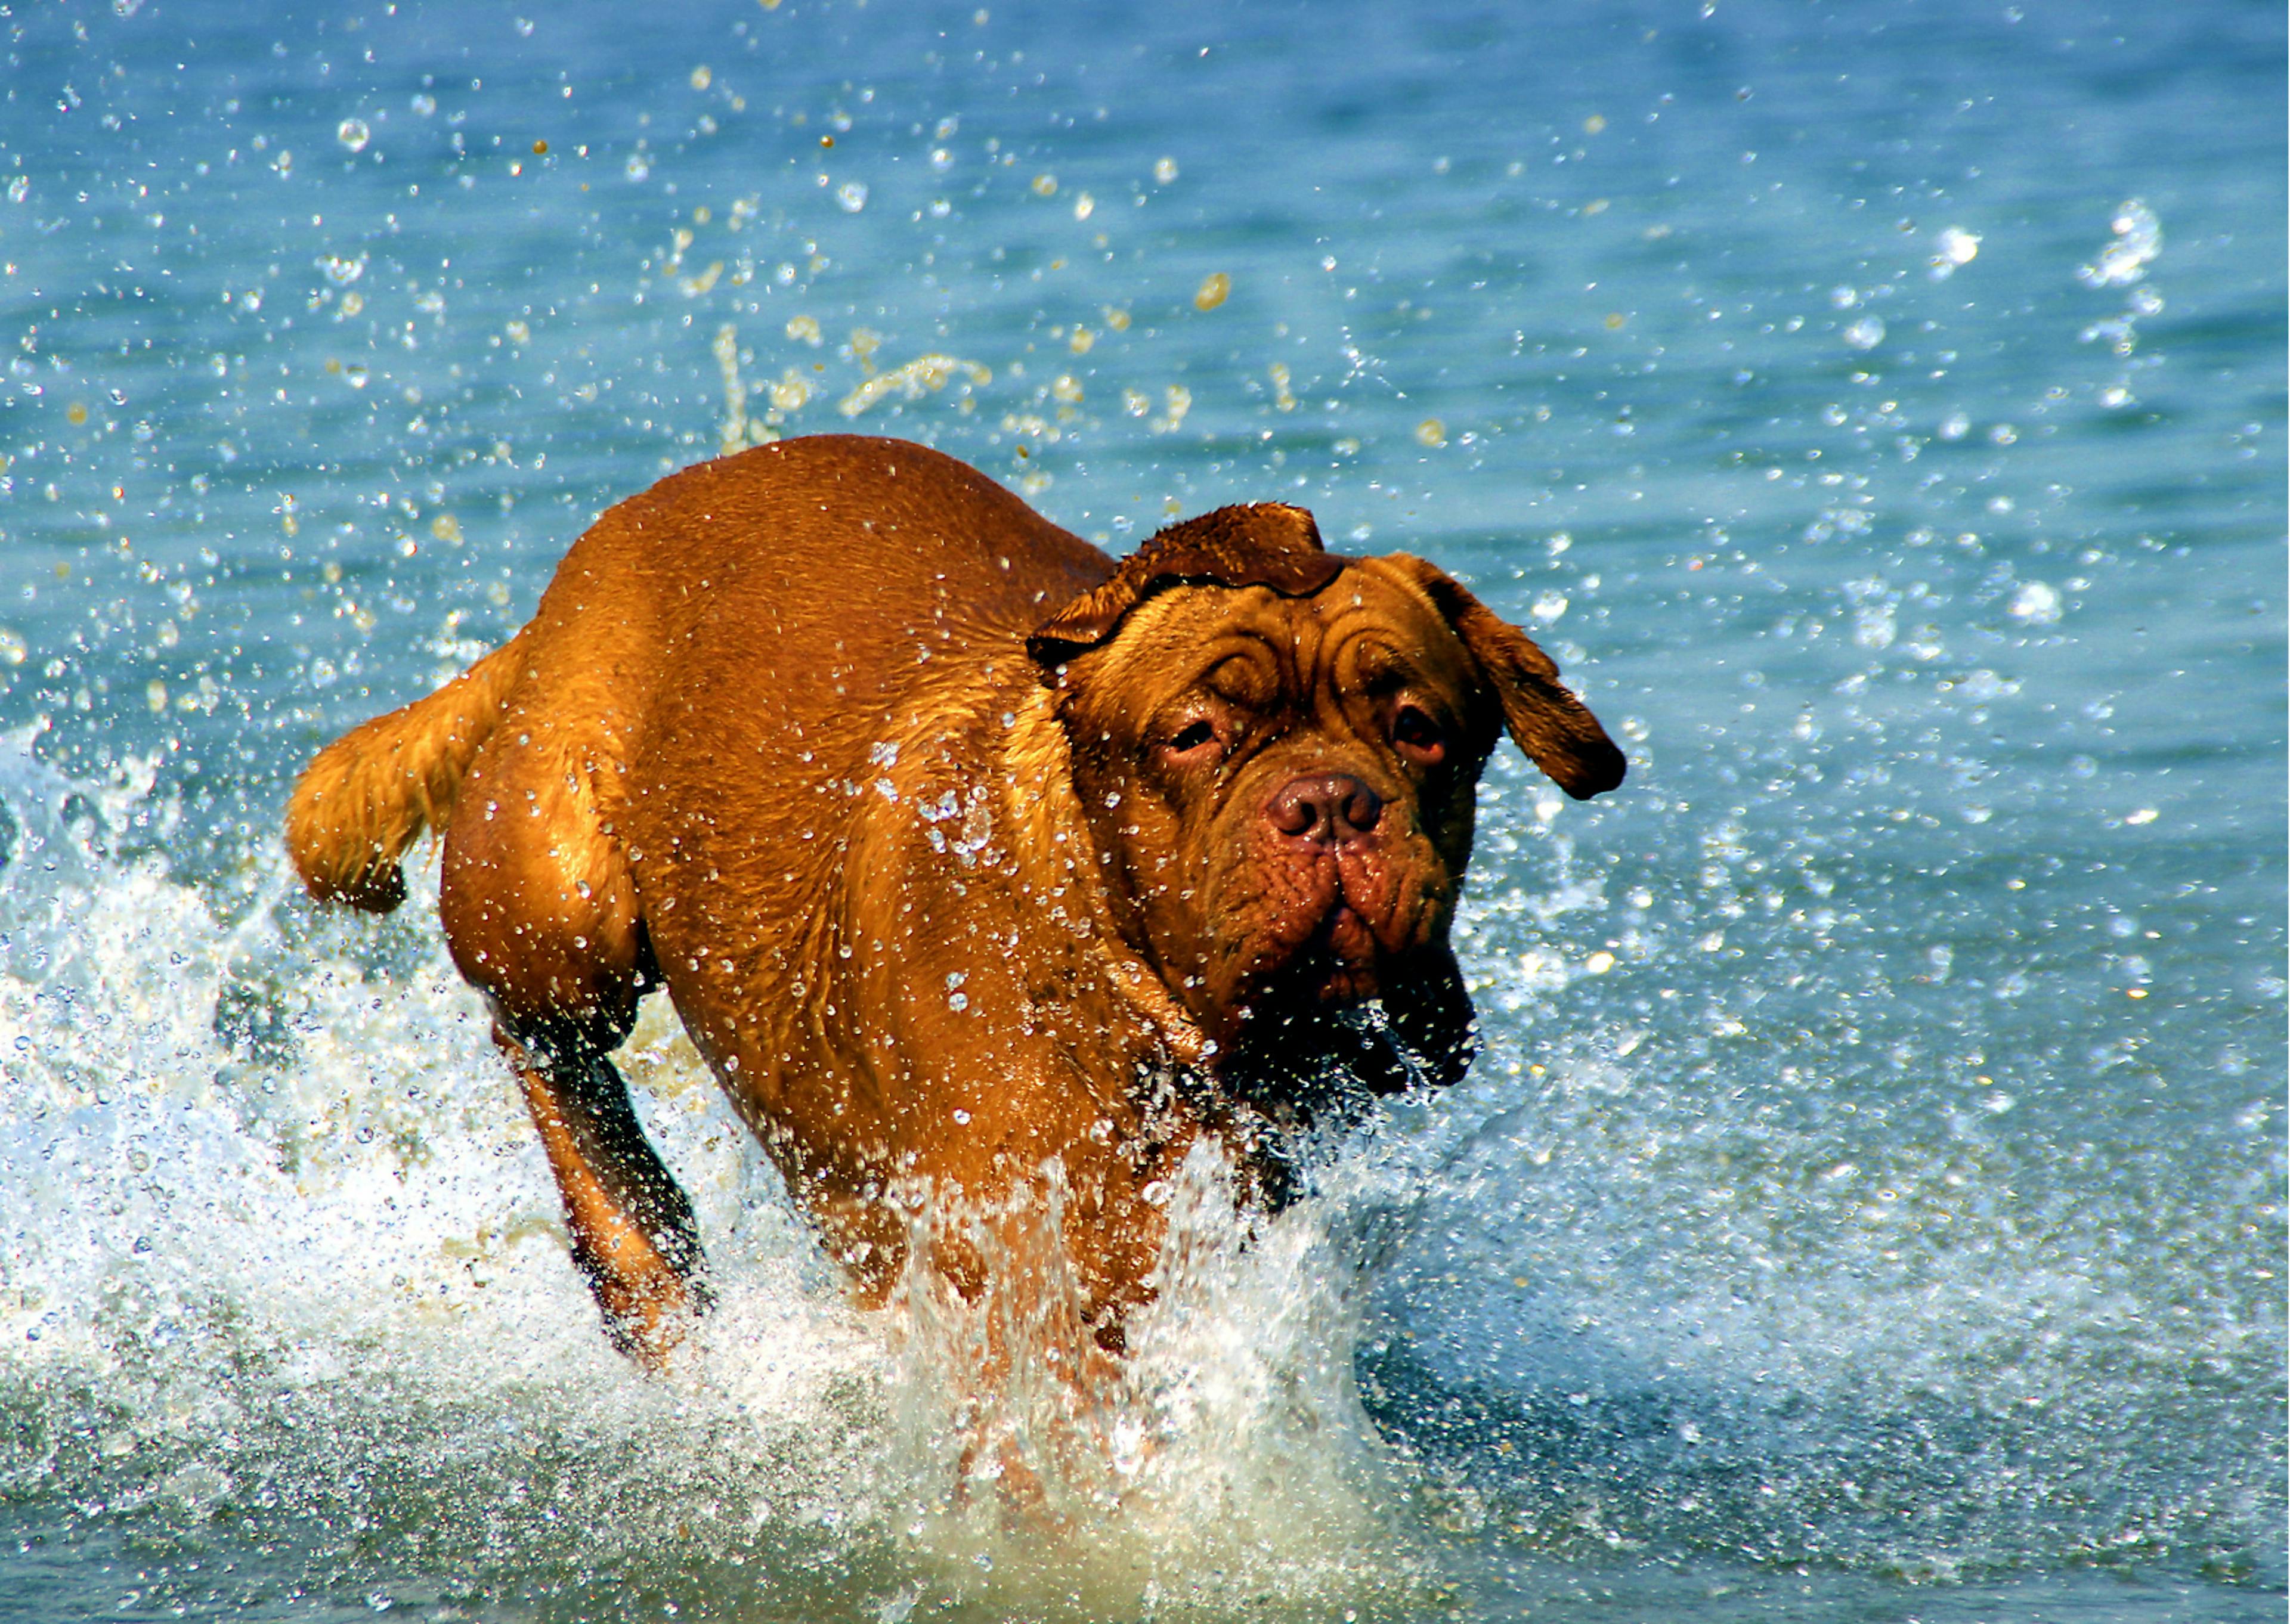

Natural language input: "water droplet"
[336,117,370,153]
[2078,199,2161,287]
[2008,580,2061,625]
[1928,224,1980,279]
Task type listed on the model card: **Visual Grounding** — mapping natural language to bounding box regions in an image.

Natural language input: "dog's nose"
[1266,772,1383,844]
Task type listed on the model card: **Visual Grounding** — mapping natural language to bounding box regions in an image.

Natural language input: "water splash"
[0,737,1447,1620]
[2077,199,2161,289]
[0,708,2278,1618]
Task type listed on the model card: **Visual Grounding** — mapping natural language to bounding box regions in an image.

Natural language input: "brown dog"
[285,434,1623,1366]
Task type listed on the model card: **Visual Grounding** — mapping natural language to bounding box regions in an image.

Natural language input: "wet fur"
[284,434,1623,1366]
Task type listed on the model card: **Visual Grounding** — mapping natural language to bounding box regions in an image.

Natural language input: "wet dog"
[286,434,1623,1365]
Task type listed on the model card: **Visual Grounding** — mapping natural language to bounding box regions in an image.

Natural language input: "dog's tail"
[284,637,526,912]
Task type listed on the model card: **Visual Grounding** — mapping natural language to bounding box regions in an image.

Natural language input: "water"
[1,1,2280,1618]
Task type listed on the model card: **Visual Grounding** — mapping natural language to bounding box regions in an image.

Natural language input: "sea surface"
[0,2,2282,1620]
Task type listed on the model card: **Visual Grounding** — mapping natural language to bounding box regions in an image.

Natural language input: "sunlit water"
[1,2,2281,1619]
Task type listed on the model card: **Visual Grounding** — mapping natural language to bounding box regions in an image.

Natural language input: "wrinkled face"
[1055,557,1492,1058]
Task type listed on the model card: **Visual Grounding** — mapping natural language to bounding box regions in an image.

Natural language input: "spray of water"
[0,730,1465,1619]
[2,733,2277,1617]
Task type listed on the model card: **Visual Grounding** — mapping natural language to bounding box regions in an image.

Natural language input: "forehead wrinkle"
[1312,587,1468,699]
[1321,613,1407,681]
[1154,586,1315,688]
[1084,588,1299,715]
[1200,623,1292,704]
[1091,575,1469,715]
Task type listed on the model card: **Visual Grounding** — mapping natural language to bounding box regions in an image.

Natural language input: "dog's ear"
[1028,503,1345,674]
[1385,554,1627,799]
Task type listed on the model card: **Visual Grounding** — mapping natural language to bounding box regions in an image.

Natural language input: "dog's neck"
[997,680,1214,1074]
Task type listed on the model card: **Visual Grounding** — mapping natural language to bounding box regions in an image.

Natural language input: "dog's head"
[1029,504,1624,1104]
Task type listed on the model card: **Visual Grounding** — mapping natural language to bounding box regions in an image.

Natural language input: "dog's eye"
[1166,718,1218,756]
[1391,704,1447,764]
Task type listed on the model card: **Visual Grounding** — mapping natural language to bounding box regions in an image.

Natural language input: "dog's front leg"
[496,1016,711,1367]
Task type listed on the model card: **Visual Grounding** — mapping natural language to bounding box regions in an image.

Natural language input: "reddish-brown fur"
[285,434,1623,1366]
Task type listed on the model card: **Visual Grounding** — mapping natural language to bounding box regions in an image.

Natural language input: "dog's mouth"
[1212,960,1437,1151]
[1196,874,1474,1148]
[1168,806,1453,1049]
[1224,885,1407,1029]
[1286,901,1383,1004]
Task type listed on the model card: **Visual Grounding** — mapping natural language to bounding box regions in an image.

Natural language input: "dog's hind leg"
[492,1012,708,1364]
[439,720,708,1366]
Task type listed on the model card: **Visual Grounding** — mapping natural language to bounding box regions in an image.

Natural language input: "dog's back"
[287,435,1109,922]
[571,435,1110,757]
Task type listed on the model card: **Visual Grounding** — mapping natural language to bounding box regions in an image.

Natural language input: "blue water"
[1,2,2281,1619]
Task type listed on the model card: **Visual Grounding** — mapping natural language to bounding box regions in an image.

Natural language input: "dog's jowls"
[285,434,1624,1366]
